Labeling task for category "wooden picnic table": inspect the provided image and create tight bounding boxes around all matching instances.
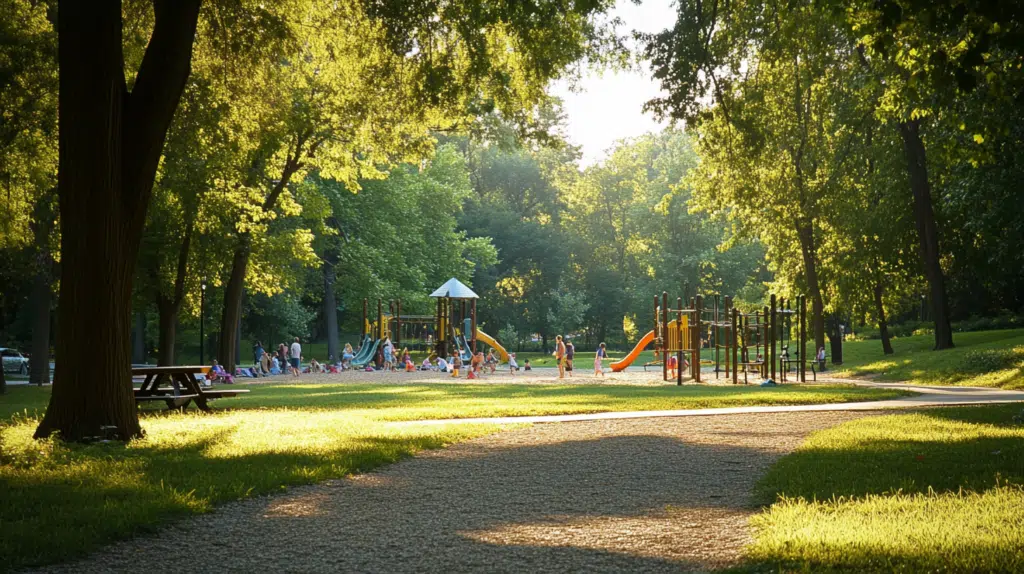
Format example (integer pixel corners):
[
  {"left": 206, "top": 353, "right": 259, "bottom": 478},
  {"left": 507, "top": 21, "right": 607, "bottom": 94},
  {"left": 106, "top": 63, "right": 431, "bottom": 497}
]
[{"left": 133, "top": 366, "right": 249, "bottom": 412}]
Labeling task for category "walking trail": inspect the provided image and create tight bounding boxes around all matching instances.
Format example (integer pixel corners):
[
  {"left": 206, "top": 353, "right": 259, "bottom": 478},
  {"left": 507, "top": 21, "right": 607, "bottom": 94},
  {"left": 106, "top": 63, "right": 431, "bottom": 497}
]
[{"left": 37, "top": 381, "right": 1024, "bottom": 573}]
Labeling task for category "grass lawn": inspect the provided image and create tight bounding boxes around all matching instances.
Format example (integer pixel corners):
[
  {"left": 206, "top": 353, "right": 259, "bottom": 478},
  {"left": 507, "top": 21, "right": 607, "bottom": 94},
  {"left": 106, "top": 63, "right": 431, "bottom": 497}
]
[
  {"left": 747, "top": 403, "right": 1024, "bottom": 572},
  {"left": 830, "top": 328, "right": 1024, "bottom": 389},
  {"left": 0, "top": 381, "right": 910, "bottom": 570}
]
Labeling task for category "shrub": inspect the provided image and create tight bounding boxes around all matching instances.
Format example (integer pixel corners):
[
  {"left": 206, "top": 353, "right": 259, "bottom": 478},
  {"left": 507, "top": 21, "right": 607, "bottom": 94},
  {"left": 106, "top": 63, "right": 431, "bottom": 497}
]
[{"left": 959, "top": 349, "right": 1023, "bottom": 375}]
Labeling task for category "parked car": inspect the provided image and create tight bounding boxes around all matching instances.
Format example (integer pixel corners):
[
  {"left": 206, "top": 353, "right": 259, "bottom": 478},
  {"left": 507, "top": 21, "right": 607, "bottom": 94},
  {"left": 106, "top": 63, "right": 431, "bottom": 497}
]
[{"left": 1, "top": 348, "right": 30, "bottom": 375}]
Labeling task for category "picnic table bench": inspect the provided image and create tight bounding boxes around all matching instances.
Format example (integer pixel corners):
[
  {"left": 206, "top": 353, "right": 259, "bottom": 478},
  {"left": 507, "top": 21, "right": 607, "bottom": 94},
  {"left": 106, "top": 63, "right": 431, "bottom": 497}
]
[{"left": 133, "top": 366, "right": 249, "bottom": 412}]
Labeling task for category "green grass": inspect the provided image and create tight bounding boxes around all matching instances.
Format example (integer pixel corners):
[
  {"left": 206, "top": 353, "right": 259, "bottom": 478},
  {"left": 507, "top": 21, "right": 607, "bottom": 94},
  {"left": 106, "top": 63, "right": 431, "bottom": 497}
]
[
  {"left": 746, "top": 403, "right": 1024, "bottom": 572},
  {"left": 829, "top": 328, "right": 1024, "bottom": 389},
  {"left": 0, "top": 381, "right": 911, "bottom": 570}
]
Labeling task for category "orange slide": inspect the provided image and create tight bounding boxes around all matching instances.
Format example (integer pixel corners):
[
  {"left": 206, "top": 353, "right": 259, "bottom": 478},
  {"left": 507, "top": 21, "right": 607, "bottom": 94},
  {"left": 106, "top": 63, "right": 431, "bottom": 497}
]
[{"left": 610, "top": 330, "right": 655, "bottom": 372}]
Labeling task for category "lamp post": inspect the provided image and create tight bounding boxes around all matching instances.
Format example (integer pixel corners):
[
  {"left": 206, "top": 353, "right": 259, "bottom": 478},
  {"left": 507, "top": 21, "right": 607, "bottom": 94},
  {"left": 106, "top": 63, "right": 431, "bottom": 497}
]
[{"left": 200, "top": 278, "right": 207, "bottom": 365}]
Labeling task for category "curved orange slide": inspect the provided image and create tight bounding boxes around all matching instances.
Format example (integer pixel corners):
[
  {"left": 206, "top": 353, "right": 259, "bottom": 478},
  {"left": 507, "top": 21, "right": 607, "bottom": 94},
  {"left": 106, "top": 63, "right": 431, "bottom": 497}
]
[{"left": 610, "top": 330, "right": 655, "bottom": 372}]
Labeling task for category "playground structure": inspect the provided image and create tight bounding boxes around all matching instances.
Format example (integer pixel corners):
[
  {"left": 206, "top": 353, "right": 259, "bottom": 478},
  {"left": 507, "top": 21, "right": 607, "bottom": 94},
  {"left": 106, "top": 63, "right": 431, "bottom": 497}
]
[
  {"left": 612, "top": 289, "right": 809, "bottom": 385},
  {"left": 348, "top": 278, "right": 509, "bottom": 369},
  {"left": 431, "top": 278, "right": 509, "bottom": 363}
]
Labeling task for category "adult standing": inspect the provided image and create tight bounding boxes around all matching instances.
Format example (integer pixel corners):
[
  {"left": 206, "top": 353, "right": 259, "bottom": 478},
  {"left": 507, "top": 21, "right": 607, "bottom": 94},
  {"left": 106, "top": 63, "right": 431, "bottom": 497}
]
[
  {"left": 555, "top": 335, "right": 566, "bottom": 379},
  {"left": 565, "top": 339, "right": 575, "bottom": 378},
  {"left": 278, "top": 342, "right": 288, "bottom": 367},
  {"left": 290, "top": 337, "right": 302, "bottom": 377}
]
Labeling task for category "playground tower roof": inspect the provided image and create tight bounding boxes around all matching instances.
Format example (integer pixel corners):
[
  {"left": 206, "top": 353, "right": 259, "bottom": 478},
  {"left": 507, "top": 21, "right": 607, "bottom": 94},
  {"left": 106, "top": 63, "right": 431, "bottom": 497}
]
[{"left": 429, "top": 277, "right": 478, "bottom": 299}]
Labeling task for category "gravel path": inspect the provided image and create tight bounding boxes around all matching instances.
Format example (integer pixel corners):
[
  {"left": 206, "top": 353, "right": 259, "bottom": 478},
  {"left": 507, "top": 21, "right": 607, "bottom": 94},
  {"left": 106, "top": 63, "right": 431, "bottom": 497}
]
[{"left": 38, "top": 411, "right": 873, "bottom": 574}]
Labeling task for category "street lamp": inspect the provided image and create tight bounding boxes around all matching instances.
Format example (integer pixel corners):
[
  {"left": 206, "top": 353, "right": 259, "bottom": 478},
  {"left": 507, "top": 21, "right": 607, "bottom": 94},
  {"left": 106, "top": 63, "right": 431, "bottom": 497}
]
[{"left": 200, "top": 278, "right": 207, "bottom": 365}]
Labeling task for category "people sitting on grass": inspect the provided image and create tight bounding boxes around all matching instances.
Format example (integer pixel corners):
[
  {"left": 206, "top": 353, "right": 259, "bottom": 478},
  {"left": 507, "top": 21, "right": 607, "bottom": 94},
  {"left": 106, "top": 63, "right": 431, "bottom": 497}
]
[
  {"left": 450, "top": 353, "right": 462, "bottom": 377},
  {"left": 309, "top": 357, "right": 322, "bottom": 373},
  {"left": 401, "top": 348, "right": 415, "bottom": 372},
  {"left": 508, "top": 352, "right": 519, "bottom": 375},
  {"left": 523, "top": 359, "right": 532, "bottom": 371},
  {"left": 421, "top": 357, "right": 433, "bottom": 371},
  {"left": 594, "top": 342, "right": 606, "bottom": 376},
  {"left": 209, "top": 360, "right": 234, "bottom": 384},
  {"left": 270, "top": 353, "right": 282, "bottom": 375},
  {"left": 342, "top": 343, "right": 355, "bottom": 370},
  {"left": 259, "top": 348, "right": 271, "bottom": 375}
]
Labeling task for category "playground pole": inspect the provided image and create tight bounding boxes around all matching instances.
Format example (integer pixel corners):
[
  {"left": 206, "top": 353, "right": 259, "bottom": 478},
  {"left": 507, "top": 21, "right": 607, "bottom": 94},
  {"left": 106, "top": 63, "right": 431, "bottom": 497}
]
[
  {"left": 677, "top": 297, "right": 683, "bottom": 386},
  {"left": 731, "top": 307, "right": 739, "bottom": 385},
  {"left": 362, "top": 298, "right": 368, "bottom": 340},
  {"left": 471, "top": 298, "right": 477, "bottom": 354},
  {"left": 714, "top": 294, "right": 720, "bottom": 378},
  {"left": 723, "top": 296, "right": 731, "bottom": 380},
  {"left": 800, "top": 295, "right": 807, "bottom": 383},
  {"left": 770, "top": 294, "right": 777, "bottom": 381},
  {"left": 396, "top": 299, "right": 402, "bottom": 350},
  {"left": 379, "top": 299, "right": 384, "bottom": 340},
  {"left": 694, "top": 295, "right": 703, "bottom": 383},
  {"left": 662, "top": 292, "right": 668, "bottom": 383}
]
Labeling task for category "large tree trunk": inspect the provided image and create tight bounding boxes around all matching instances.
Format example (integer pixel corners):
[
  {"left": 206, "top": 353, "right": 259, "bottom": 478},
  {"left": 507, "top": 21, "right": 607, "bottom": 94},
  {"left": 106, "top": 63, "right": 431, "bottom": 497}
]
[
  {"left": 218, "top": 236, "right": 250, "bottom": 372},
  {"left": 29, "top": 192, "right": 55, "bottom": 386},
  {"left": 873, "top": 279, "right": 894, "bottom": 355},
  {"left": 795, "top": 219, "right": 826, "bottom": 353},
  {"left": 827, "top": 313, "right": 844, "bottom": 365},
  {"left": 323, "top": 262, "right": 339, "bottom": 362},
  {"left": 0, "top": 362, "right": 6, "bottom": 394},
  {"left": 35, "top": 0, "right": 201, "bottom": 441},
  {"left": 898, "top": 119, "right": 954, "bottom": 350}
]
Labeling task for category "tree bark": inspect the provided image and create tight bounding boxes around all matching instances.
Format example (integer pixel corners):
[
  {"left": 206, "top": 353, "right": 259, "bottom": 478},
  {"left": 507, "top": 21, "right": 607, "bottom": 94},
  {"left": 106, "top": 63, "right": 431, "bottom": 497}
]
[
  {"left": 795, "top": 219, "right": 826, "bottom": 353},
  {"left": 873, "top": 279, "right": 894, "bottom": 355},
  {"left": 827, "top": 314, "right": 844, "bottom": 365},
  {"left": 217, "top": 236, "right": 250, "bottom": 372},
  {"left": 323, "top": 262, "right": 339, "bottom": 362},
  {"left": 898, "top": 119, "right": 954, "bottom": 350},
  {"left": 155, "top": 298, "right": 177, "bottom": 366},
  {"left": 132, "top": 311, "right": 146, "bottom": 364},
  {"left": 30, "top": 191, "right": 55, "bottom": 386},
  {"left": 0, "top": 362, "right": 6, "bottom": 394},
  {"left": 35, "top": 0, "right": 201, "bottom": 441}
]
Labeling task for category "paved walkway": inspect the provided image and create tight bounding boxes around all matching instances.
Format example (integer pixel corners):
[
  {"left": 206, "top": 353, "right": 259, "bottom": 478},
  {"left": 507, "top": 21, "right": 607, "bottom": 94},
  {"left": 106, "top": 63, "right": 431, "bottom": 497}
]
[
  {"left": 394, "top": 381, "right": 1024, "bottom": 427},
  {"left": 39, "top": 411, "right": 872, "bottom": 573}
]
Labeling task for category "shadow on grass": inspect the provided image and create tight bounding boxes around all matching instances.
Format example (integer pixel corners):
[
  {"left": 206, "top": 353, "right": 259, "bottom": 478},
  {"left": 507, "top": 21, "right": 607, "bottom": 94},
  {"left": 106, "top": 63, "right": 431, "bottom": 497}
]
[
  {"left": 0, "top": 425, "right": 478, "bottom": 571},
  {"left": 754, "top": 404, "right": 1024, "bottom": 503},
  {"left": 746, "top": 404, "right": 1024, "bottom": 572},
  {"left": 16, "top": 432, "right": 792, "bottom": 573}
]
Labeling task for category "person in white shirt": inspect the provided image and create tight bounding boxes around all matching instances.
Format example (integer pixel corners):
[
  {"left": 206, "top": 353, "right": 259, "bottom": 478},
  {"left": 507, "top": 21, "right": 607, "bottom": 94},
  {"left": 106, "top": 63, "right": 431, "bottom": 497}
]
[
  {"left": 436, "top": 356, "right": 450, "bottom": 373},
  {"left": 290, "top": 337, "right": 302, "bottom": 377}
]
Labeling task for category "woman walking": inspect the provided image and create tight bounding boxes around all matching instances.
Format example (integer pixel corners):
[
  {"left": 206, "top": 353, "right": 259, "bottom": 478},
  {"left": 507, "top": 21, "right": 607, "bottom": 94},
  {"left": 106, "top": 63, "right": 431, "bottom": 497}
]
[{"left": 594, "top": 342, "right": 606, "bottom": 376}]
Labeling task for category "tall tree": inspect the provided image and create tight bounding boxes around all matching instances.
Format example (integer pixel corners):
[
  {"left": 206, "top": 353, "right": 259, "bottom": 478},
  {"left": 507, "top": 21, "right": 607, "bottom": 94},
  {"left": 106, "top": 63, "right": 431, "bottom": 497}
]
[{"left": 35, "top": 0, "right": 202, "bottom": 441}]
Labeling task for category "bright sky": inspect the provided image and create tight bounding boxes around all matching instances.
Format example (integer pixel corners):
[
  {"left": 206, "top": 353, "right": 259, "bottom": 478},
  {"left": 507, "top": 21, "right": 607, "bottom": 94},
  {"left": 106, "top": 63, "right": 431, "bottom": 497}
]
[{"left": 550, "top": 0, "right": 678, "bottom": 167}]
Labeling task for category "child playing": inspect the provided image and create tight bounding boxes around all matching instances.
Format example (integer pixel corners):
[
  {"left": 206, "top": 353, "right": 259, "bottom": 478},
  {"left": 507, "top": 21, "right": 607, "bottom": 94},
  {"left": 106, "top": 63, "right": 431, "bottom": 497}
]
[
  {"left": 471, "top": 351, "right": 485, "bottom": 376},
  {"left": 451, "top": 354, "right": 462, "bottom": 378},
  {"left": 508, "top": 353, "right": 519, "bottom": 375},
  {"left": 523, "top": 359, "right": 532, "bottom": 371},
  {"left": 437, "top": 356, "right": 450, "bottom": 373},
  {"left": 594, "top": 342, "right": 606, "bottom": 376}
]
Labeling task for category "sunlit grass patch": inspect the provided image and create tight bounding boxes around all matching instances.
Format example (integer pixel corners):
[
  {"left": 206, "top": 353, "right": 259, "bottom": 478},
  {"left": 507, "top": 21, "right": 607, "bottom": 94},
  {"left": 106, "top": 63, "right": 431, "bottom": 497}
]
[
  {"left": 832, "top": 329, "right": 1024, "bottom": 389},
  {"left": 746, "top": 404, "right": 1024, "bottom": 572},
  {"left": 748, "top": 486, "right": 1024, "bottom": 572}
]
